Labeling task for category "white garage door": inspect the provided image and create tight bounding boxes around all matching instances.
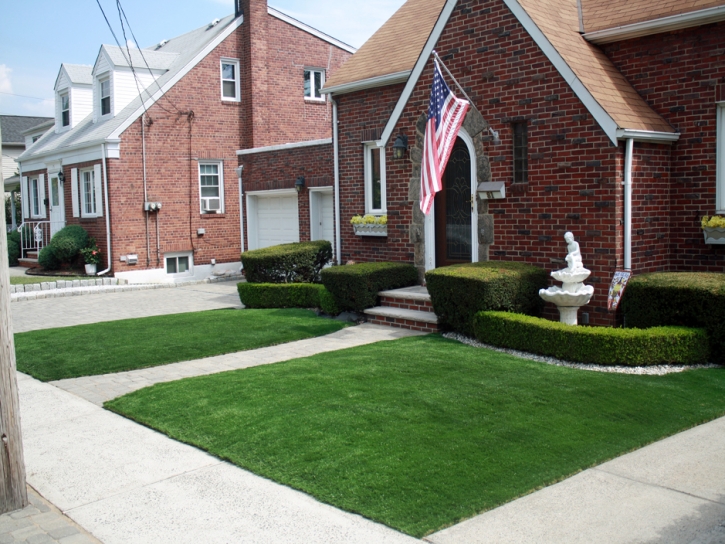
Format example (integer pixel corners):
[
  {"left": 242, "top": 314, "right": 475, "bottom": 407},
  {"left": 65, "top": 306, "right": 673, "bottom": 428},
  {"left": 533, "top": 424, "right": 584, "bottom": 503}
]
[{"left": 249, "top": 192, "right": 300, "bottom": 250}]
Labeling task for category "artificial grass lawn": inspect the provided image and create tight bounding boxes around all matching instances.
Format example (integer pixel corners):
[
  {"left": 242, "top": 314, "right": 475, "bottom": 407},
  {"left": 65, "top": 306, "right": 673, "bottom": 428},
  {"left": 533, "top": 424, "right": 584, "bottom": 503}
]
[
  {"left": 15, "top": 308, "right": 348, "bottom": 381},
  {"left": 106, "top": 335, "right": 725, "bottom": 537},
  {"left": 10, "top": 275, "right": 86, "bottom": 285}
]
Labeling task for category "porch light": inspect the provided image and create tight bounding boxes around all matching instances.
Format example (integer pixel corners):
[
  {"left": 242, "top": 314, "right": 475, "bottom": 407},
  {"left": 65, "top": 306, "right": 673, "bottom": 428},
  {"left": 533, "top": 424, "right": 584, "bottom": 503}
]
[
  {"left": 295, "top": 176, "right": 305, "bottom": 193},
  {"left": 477, "top": 182, "right": 506, "bottom": 200},
  {"left": 57, "top": 171, "right": 65, "bottom": 183},
  {"left": 392, "top": 134, "right": 408, "bottom": 160},
  {"left": 489, "top": 127, "right": 501, "bottom": 145}
]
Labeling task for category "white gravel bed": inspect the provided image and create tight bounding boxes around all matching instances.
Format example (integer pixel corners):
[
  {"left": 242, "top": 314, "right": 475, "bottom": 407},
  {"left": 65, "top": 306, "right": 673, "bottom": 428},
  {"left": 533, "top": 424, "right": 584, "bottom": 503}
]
[{"left": 442, "top": 332, "right": 722, "bottom": 375}]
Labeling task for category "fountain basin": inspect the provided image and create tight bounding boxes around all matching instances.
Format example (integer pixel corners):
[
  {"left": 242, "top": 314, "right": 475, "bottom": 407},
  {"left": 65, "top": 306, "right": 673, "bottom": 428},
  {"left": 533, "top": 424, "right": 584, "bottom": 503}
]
[
  {"left": 539, "top": 285, "right": 594, "bottom": 308},
  {"left": 551, "top": 268, "right": 591, "bottom": 284}
]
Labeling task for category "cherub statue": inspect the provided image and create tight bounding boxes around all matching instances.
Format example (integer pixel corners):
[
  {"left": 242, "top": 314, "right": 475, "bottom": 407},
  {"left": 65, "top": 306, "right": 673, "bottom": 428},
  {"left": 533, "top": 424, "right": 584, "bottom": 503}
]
[{"left": 564, "top": 231, "right": 583, "bottom": 271}]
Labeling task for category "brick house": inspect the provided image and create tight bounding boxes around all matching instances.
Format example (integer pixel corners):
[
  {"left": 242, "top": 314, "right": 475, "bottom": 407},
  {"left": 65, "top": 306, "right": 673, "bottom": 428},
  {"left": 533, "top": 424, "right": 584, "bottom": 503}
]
[
  {"left": 17, "top": 0, "right": 353, "bottom": 282},
  {"left": 323, "top": 0, "right": 725, "bottom": 325}
]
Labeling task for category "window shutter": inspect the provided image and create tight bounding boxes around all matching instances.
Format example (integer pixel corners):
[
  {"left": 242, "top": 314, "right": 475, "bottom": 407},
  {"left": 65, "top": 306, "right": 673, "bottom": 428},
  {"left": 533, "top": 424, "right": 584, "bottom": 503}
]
[
  {"left": 71, "top": 168, "right": 79, "bottom": 217},
  {"left": 38, "top": 174, "right": 46, "bottom": 217},
  {"left": 21, "top": 176, "right": 29, "bottom": 219},
  {"left": 94, "top": 164, "right": 103, "bottom": 217}
]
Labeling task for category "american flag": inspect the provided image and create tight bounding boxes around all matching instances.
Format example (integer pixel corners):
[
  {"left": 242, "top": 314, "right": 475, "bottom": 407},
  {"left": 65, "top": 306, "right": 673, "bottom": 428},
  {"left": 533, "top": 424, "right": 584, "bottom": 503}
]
[{"left": 420, "top": 60, "right": 469, "bottom": 215}]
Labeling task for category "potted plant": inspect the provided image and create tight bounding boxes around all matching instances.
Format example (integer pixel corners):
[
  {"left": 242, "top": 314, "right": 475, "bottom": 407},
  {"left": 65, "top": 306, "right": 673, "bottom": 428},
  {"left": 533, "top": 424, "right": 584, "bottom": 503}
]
[
  {"left": 80, "top": 243, "right": 102, "bottom": 275},
  {"left": 701, "top": 215, "right": 725, "bottom": 245},
  {"left": 351, "top": 214, "right": 387, "bottom": 236}
]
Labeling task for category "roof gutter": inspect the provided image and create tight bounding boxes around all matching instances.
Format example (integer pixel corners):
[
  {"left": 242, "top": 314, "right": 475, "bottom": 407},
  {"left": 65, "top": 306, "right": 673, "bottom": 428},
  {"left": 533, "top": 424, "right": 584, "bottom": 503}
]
[
  {"left": 616, "top": 129, "right": 679, "bottom": 143},
  {"left": 18, "top": 138, "right": 121, "bottom": 163},
  {"left": 322, "top": 71, "right": 412, "bottom": 96},
  {"left": 584, "top": 6, "right": 725, "bottom": 44}
]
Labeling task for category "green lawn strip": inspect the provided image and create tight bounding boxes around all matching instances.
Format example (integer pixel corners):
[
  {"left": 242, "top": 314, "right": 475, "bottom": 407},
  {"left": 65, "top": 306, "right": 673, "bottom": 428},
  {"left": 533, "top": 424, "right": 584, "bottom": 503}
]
[
  {"left": 15, "top": 308, "right": 348, "bottom": 381},
  {"left": 11, "top": 275, "right": 86, "bottom": 285},
  {"left": 106, "top": 335, "right": 725, "bottom": 537}
]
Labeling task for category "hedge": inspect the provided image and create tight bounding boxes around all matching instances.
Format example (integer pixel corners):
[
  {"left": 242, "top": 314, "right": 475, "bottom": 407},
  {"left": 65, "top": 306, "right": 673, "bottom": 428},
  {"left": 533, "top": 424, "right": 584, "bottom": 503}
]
[
  {"left": 38, "top": 246, "right": 60, "bottom": 270},
  {"left": 473, "top": 311, "right": 709, "bottom": 366},
  {"left": 242, "top": 241, "right": 332, "bottom": 284},
  {"left": 425, "top": 261, "right": 549, "bottom": 336},
  {"left": 621, "top": 272, "right": 725, "bottom": 363},
  {"left": 7, "top": 230, "right": 20, "bottom": 266},
  {"left": 238, "top": 282, "right": 327, "bottom": 309},
  {"left": 321, "top": 262, "right": 418, "bottom": 313}
]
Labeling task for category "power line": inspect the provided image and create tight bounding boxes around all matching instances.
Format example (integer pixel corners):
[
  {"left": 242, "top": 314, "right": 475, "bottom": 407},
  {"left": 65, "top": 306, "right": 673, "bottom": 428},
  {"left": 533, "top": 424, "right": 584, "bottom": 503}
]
[{"left": 0, "top": 91, "right": 51, "bottom": 101}]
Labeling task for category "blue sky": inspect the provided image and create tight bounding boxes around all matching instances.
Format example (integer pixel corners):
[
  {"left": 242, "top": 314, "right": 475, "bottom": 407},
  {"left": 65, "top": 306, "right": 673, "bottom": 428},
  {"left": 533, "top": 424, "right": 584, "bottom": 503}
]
[{"left": 0, "top": 0, "right": 405, "bottom": 117}]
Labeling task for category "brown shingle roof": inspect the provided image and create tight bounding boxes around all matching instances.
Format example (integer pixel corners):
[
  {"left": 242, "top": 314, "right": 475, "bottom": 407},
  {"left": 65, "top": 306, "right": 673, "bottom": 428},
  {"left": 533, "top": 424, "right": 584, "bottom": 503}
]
[
  {"left": 323, "top": 0, "right": 445, "bottom": 90},
  {"left": 582, "top": 0, "right": 725, "bottom": 33},
  {"left": 519, "top": 0, "right": 674, "bottom": 132}
]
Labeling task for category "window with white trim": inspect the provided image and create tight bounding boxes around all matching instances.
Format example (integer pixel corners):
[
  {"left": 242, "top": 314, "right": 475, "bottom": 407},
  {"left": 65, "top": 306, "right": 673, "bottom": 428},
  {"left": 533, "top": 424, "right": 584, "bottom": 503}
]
[
  {"left": 304, "top": 69, "right": 325, "bottom": 100},
  {"left": 30, "top": 178, "right": 40, "bottom": 217},
  {"left": 81, "top": 169, "right": 97, "bottom": 217},
  {"left": 364, "top": 143, "right": 386, "bottom": 214},
  {"left": 100, "top": 78, "right": 111, "bottom": 116},
  {"left": 221, "top": 59, "right": 240, "bottom": 101},
  {"left": 165, "top": 252, "right": 192, "bottom": 275},
  {"left": 717, "top": 103, "right": 725, "bottom": 213},
  {"left": 60, "top": 93, "right": 70, "bottom": 127},
  {"left": 199, "top": 162, "right": 224, "bottom": 213}
]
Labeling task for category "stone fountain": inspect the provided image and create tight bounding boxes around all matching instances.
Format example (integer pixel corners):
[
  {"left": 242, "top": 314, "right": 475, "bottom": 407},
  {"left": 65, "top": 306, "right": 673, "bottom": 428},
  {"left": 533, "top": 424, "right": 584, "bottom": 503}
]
[{"left": 539, "top": 232, "right": 594, "bottom": 325}]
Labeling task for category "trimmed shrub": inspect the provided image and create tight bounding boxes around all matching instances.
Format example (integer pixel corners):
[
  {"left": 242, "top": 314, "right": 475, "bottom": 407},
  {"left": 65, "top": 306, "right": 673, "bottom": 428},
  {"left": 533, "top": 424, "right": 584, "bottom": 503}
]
[
  {"left": 321, "top": 262, "right": 418, "bottom": 313},
  {"left": 38, "top": 246, "right": 60, "bottom": 270},
  {"left": 473, "top": 311, "right": 709, "bottom": 366},
  {"left": 242, "top": 241, "right": 332, "bottom": 284},
  {"left": 622, "top": 272, "right": 725, "bottom": 363},
  {"left": 426, "top": 261, "right": 549, "bottom": 336},
  {"left": 318, "top": 287, "right": 340, "bottom": 316},
  {"left": 238, "top": 282, "right": 326, "bottom": 309},
  {"left": 7, "top": 230, "right": 20, "bottom": 266},
  {"left": 48, "top": 225, "right": 89, "bottom": 265}
]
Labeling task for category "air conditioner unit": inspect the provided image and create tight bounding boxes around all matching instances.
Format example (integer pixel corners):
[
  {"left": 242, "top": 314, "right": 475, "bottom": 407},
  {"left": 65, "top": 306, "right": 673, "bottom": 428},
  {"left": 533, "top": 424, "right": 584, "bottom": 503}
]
[{"left": 201, "top": 198, "right": 221, "bottom": 212}]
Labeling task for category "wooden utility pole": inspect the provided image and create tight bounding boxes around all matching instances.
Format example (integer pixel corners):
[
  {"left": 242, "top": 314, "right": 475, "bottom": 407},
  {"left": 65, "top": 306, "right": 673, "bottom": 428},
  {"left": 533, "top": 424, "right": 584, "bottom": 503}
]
[{"left": 0, "top": 121, "right": 27, "bottom": 513}]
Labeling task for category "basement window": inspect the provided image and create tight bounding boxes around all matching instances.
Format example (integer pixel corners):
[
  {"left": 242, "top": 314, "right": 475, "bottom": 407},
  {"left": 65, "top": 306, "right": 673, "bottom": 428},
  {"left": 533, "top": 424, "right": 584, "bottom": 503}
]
[{"left": 166, "top": 253, "right": 192, "bottom": 275}]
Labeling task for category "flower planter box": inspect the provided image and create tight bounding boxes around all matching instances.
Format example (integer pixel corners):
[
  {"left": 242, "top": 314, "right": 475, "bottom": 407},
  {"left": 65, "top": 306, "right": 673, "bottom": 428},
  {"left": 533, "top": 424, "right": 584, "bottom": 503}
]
[
  {"left": 703, "top": 227, "right": 725, "bottom": 245},
  {"left": 353, "top": 224, "right": 387, "bottom": 237}
]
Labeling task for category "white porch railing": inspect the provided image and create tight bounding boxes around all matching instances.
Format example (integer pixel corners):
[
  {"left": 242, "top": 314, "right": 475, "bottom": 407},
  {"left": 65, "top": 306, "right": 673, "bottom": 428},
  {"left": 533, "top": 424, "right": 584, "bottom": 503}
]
[{"left": 18, "top": 221, "right": 66, "bottom": 258}]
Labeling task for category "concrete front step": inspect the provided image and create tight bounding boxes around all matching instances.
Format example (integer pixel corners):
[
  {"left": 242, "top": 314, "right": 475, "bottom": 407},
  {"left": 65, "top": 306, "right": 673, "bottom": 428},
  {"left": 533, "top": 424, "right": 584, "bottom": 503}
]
[{"left": 364, "top": 306, "right": 439, "bottom": 333}]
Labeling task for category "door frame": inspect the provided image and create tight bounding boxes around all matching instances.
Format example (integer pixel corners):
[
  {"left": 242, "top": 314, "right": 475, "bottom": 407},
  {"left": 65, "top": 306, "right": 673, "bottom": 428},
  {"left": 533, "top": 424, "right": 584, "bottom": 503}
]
[{"left": 424, "top": 127, "right": 478, "bottom": 270}]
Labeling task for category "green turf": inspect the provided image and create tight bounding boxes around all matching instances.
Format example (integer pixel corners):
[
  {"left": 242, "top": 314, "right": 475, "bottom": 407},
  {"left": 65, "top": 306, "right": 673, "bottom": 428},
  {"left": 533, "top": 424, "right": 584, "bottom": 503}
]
[
  {"left": 106, "top": 335, "right": 725, "bottom": 537},
  {"left": 15, "top": 309, "right": 348, "bottom": 381},
  {"left": 11, "top": 275, "right": 86, "bottom": 285}
]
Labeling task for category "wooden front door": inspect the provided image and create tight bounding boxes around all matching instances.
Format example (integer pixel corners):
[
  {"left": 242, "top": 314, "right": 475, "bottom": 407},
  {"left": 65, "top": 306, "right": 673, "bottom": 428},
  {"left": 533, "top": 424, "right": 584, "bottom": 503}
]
[{"left": 435, "top": 139, "right": 472, "bottom": 267}]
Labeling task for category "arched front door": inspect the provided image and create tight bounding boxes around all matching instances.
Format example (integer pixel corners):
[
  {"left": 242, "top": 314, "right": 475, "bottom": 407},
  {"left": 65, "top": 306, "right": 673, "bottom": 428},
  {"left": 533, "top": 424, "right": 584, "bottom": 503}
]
[{"left": 435, "top": 138, "right": 472, "bottom": 267}]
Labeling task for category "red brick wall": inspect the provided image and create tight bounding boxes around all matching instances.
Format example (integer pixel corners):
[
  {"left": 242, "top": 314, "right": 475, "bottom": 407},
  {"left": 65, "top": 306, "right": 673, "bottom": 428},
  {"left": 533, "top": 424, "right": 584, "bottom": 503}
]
[
  {"left": 337, "top": 0, "right": 625, "bottom": 324},
  {"left": 239, "top": 143, "right": 334, "bottom": 247},
  {"left": 603, "top": 22, "right": 725, "bottom": 271}
]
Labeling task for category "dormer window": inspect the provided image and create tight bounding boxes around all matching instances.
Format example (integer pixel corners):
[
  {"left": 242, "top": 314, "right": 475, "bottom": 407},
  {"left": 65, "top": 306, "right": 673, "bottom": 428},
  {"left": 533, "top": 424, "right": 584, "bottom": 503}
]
[
  {"left": 100, "top": 78, "right": 111, "bottom": 116},
  {"left": 221, "top": 59, "right": 240, "bottom": 102},
  {"left": 61, "top": 93, "right": 70, "bottom": 127}
]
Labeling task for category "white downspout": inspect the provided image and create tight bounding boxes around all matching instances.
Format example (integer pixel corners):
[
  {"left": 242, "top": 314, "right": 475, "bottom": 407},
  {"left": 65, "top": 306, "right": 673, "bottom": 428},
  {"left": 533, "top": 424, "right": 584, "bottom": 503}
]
[
  {"left": 97, "top": 143, "right": 112, "bottom": 275},
  {"left": 236, "top": 166, "right": 245, "bottom": 271},
  {"left": 623, "top": 138, "right": 634, "bottom": 270},
  {"left": 332, "top": 97, "right": 341, "bottom": 265}
]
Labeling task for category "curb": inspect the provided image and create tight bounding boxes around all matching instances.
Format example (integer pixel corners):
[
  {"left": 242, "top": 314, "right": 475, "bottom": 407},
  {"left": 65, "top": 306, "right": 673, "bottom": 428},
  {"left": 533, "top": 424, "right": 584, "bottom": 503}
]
[{"left": 10, "top": 274, "right": 245, "bottom": 302}]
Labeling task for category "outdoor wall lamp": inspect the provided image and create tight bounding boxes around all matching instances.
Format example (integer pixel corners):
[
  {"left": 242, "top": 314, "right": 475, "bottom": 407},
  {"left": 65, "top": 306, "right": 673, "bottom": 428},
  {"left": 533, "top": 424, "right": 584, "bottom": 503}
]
[
  {"left": 488, "top": 127, "right": 501, "bottom": 145},
  {"left": 295, "top": 176, "right": 305, "bottom": 193},
  {"left": 392, "top": 134, "right": 408, "bottom": 160},
  {"left": 57, "top": 171, "right": 65, "bottom": 183},
  {"left": 477, "top": 181, "right": 506, "bottom": 200}
]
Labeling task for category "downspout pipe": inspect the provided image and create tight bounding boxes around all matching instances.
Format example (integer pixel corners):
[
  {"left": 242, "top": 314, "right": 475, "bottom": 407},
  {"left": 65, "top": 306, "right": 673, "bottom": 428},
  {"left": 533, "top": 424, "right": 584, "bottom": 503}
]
[
  {"left": 623, "top": 138, "right": 634, "bottom": 270},
  {"left": 332, "top": 97, "right": 341, "bottom": 265},
  {"left": 236, "top": 166, "right": 245, "bottom": 271},
  {"left": 97, "top": 143, "right": 112, "bottom": 275}
]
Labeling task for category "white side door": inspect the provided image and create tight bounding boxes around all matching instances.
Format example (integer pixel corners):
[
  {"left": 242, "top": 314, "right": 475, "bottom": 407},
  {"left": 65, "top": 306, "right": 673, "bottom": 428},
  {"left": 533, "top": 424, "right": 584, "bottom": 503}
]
[
  {"left": 310, "top": 188, "right": 334, "bottom": 255},
  {"left": 49, "top": 175, "right": 65, "bottom": 237}
]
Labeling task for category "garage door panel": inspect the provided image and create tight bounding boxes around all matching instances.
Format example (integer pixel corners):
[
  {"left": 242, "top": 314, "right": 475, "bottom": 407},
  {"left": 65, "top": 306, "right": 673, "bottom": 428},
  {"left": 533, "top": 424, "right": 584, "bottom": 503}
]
[{"left": 252, "top": 193, "right": 299, "bottom": 249}]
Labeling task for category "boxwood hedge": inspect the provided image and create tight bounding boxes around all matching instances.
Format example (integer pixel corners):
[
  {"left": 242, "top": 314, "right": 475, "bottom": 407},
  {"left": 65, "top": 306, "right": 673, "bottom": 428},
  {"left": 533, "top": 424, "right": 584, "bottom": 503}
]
[
  {"left": 473, "top": 311, "right": 709, "bottom": 366},
  {"left": 321, "top": 262, "right": 418, "bottom": 313},
  {"left": 425, "top": 261, "right": 549, "bottom": 336},
  {"left": 238, "top": 282, "right": 325, "bottom": 309},
  {"left": 242, "top": 241, "right": 332, "bottom": 284},
  {"left": 621, "top": 272, "right": 725, "bottom": 363},
  {"left": 6, "top": 230, "right": 20, "bottom": 266}
]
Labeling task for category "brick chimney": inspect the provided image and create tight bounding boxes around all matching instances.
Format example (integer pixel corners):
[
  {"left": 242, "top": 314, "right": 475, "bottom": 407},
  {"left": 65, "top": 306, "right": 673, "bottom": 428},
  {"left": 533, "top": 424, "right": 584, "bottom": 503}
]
[{"left": 241, "top": 0, "right": 269, "bottom": 148}]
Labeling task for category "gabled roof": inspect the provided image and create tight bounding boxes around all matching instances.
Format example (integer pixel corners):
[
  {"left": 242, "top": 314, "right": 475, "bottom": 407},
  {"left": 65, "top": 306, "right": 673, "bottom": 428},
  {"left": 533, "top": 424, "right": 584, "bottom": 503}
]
[
  {"left": 0, "top": 116, "right": 53, "bottom": 145},
  {"left": 96, "top": 45, "right": 179, "bottom": 72},
  {"left": 323, "top": 0, "right": 444, "bottom": 93},
  {"left": 60, "top": 64, "right": 93, "bottom": 86},
  {"left": 582, "top": 0, "right": 725, "bottom": 33}
]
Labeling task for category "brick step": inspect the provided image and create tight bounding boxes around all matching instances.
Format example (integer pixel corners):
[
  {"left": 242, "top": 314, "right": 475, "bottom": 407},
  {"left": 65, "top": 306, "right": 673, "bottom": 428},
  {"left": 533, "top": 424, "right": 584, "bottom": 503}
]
[
  {"left": 378, "top": 286, "right": 434, "bottom": 312},
  {"left": 364, "top": 306, "right": 440, "bottom": 333},
  {"left": 18, "top": 258, "right": 41, "bottom": 269}
]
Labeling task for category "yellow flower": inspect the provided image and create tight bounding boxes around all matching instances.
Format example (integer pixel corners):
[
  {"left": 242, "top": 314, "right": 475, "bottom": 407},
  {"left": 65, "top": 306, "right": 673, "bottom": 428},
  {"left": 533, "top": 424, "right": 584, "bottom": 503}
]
[{"left": 702, "top": 215, "right": 725, "bottom": 228}]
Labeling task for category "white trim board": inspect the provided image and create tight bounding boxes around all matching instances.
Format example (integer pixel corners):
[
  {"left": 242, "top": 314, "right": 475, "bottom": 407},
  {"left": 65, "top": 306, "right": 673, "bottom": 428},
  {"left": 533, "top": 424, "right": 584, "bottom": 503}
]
[
  {"left": 584, "top": 6, "right": 725, "bottom": 44},
  {"left": 322, "top": 71, "right": 411, "bottom": 96},
  {"left": 109, "top": 16, "right": 244, "bottom": 140},
  {"left": 268, "top": 7, "right": 356, "bottom": 53},
  {"left": 237, "top": 138, "right": 332, "bottom": 156}
]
